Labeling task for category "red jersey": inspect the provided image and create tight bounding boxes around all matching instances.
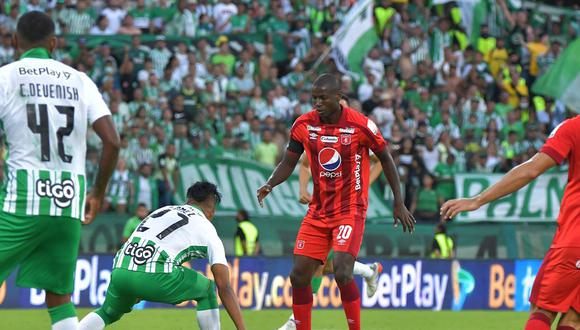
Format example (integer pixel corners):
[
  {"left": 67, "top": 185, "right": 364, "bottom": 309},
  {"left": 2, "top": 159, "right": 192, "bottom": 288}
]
[
  {"left": 289, "top": 106, "right": 387, "bottom": 224},
  {"left": 540, "top": 116, "right": 580, "bottom": 248}
]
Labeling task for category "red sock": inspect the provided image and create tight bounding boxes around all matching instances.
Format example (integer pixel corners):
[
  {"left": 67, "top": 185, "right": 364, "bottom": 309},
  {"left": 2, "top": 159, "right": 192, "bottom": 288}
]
[
  {"left": 556, "top": 326, "right": 575, "bottom": 330},
  {"left": 524, "top": 312, "right": 551, "bottom": 330},
  {"left": 338, "top": 280, "right": 361, "bottom": 330},
  {"left": 292, "top": 285, "right": 312, "bottom": 330}
]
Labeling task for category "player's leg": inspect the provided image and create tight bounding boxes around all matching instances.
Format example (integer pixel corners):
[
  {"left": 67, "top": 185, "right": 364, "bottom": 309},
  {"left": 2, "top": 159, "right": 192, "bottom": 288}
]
[
  {"left": 80, "top": 269, "right": 140, "bottom": 329},
  {"left": 16, "top": 215, "right": 81, "bottom": 330},
  {"left": 332, "top": 221, "right": 365, "bottom": 330},
  {"left": 291, "top": 221, "right": 330, "bottom": 330},
  {"left": 557, "top": 308, "right": 580, "bottom": 330},
  {"left": 0, "top": 211, "right": 38, "bottom": 287},
  {"left": 525, "top": 248, "right": 580, "bottom": 330}
]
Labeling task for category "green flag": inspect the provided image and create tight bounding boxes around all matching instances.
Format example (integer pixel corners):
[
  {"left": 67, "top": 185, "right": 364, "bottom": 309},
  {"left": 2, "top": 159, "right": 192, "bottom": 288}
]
[
  {"left": 330, "top": 0, "right": 378, "bottom": 75},
  {"left": 532, "top": 38, "right": 580, "bottom": 112}
]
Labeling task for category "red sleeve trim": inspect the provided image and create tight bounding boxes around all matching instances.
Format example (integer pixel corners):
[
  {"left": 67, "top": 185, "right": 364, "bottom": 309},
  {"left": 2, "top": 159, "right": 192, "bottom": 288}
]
[{"left": 540, "top": 146, "right": 565, "bottom": 165}]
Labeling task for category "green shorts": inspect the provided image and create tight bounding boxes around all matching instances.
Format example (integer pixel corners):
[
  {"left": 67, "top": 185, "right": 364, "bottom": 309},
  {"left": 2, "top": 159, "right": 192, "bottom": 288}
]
[
  {"left": 0, "top": 211, "right": 81, "bottom": 295},
  {"left": 102, "top": 267, "right": 217, "bottom": 316}
]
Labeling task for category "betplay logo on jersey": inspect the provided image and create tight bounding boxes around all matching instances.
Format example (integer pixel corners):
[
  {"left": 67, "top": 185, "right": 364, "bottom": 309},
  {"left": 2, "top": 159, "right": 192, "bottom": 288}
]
[
  {"left": 35, "top": 178, "right": 75, "bottom": 208},
  {"left": 319, "top": 147, "right": 342, "bottom": 178}
]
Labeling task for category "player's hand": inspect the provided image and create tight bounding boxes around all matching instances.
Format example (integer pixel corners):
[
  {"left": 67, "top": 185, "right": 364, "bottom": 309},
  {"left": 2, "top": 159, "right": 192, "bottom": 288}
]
[
  {"left": 392, "top": 202, "right": 415, "bottom": 233},
  {"left": 84, "top": 192, "right": 104, "bottom": 225},
  {"left": 256, "top": 184, "right": 272, "bottom": 207},
  {"left": 440, "top": 198, "right": 481, "bottom": 220},
  {"left": 299, "top": 190, "right": 312, "bottom": 204}
]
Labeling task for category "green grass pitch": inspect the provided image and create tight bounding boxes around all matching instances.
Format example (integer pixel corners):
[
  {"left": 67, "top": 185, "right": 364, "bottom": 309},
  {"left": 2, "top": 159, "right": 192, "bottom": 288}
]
[{"left": 0, "top": 308, "right": 530, "bottom": 329}]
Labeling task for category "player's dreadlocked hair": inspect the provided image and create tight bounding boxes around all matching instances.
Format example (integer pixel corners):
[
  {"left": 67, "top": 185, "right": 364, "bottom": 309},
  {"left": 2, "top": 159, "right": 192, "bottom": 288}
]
[{"left": 187, "top": 181, "right": 222, "bottom": 205}]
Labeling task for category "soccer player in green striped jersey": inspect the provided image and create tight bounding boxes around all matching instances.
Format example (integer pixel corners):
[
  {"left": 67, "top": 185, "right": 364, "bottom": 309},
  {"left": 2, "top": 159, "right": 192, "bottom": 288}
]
[
  {"left": 0, "top": 12, "right": 120, "bottom": 330},
  {"left": 79, "top": 181, "right": 246, "bottom": 330}
]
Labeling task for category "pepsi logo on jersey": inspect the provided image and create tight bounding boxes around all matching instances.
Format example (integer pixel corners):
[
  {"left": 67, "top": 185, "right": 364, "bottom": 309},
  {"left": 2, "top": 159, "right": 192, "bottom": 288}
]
[{"left": 319, "top": 147, "right": 342, "bottom": 178}]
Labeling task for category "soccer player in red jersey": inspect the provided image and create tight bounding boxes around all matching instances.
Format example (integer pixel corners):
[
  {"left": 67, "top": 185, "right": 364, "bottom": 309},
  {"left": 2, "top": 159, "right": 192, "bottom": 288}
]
[
  {"left": 441, "top": 118, "right": 580, "bottom": 330},
  {"left": 257, "top": 74, "right": 415, "bottom": 330}
]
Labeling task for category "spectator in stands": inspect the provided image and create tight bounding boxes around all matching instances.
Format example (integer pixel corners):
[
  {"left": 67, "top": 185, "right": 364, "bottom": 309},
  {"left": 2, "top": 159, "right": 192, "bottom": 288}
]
[
  {"left": 0, "top": 33, "right": 14, "bottom": 65},
  {"left": 105, "top": 158, "right": 131, "bottom": 214},
  {"left": 90, "top": 15, "right": 114, "bottom": 35},
  {"left": 253, "top": 129, "right": 278, "bottom": 166},
  {"left": 411, "top": 173, "right": 442, "bottom": 222},
  {"left": 101, "top": 0, "right": 126, "bottom": 34},
  {"left": 117, "top": 14, "right": 141, "bottom": 35},
  {"left": 121, "top": 203, "right": 149, "bottom": 243},
  {"left": 67, "top": 0, "right": 93, "bottom": 34},
  {"left": 130, "top": 163, "right": 158, "bottom": 212},
  {"left": 157, "top": 143, "right": 179, "bottom": 207}
]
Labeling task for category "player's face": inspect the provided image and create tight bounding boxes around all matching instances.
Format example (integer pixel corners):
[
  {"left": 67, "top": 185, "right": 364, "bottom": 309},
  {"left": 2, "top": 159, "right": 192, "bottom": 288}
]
[{"left": 312, "top": 86, "right": 339, "bottom": 118}]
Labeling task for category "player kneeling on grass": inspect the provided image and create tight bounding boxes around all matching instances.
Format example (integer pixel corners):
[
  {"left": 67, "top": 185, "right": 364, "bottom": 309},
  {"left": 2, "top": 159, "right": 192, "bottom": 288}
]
[{"left": 79, "top": 181, "right": 246, "bottom": 330}]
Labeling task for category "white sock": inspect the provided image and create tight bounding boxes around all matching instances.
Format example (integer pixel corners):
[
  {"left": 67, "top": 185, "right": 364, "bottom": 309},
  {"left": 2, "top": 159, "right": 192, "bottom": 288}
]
[
  {"left": 52, "top": 317, "right": 79, "bottom": 330},
  {"left": 353, "top": 261, "right": 374, "bottom": 278},
  {"left": 289, "top": 312, "right": 295, "bottom": 321},
  {"left": 79, "top": 312, "right": 105, "bottom": 330},
  {"left": 197, "top": 309, "right": 220, "bottom": 330}
]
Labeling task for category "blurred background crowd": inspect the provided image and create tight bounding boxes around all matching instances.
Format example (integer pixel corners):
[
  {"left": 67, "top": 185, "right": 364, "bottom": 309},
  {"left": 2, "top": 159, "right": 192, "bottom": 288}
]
[{"left": 0, "top": 0, "right": 577, "bottom": 222}]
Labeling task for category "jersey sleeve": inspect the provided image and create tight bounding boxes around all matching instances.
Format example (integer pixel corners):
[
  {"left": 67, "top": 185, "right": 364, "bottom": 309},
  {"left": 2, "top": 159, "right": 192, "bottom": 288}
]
[
  {"left": 207, "top": 228, "right": 228, "bottom": 266},
  {"left": 540, "top": 120, "right": 575, "bottom": 165},
  {"left": 359, "top": 118, "right": 387, "bottom": 155},
  {"left": 287, "top": 120, "right": 307, "bottom": 154},
  {"left": 81, "top": 73, "right": 111, "bottom": 124}
]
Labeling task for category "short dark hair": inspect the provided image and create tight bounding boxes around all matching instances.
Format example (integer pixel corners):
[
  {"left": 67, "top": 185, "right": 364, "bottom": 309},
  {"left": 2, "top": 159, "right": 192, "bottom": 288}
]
[
  {"left": 313, "top": 73, "right": 340, "bottom": 92},
  {"left": 187, "top": 181, "right": 222, "bottom": 204},
  {"left": 238, "top": 209, "right": 249, "bottom": 220},
  {"left": 17, "top": 11, "right": 55, "bottom": 45}
]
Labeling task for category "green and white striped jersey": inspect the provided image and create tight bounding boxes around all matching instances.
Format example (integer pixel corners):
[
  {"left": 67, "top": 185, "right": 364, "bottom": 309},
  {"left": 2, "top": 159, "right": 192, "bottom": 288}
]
[
  {"left": 0, "top": 48, "right": 111, "bottom": 220},
  {"left": 113, "top": 204, "right": 227, "bottom": 273}
]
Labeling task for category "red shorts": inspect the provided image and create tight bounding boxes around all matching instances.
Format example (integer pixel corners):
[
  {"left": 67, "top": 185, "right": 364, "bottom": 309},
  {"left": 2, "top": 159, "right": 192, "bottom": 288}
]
[
  {"left": 293, "top": 217, "right": 364, "bottom": 263},
  {"left": 529, "top": 247, "right": 580, "bottom": 313}
]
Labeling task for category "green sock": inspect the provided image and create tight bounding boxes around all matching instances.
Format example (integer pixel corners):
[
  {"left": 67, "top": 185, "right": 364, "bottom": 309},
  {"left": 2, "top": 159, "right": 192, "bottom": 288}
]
[
  {"left": 48, "top": 302, "right": 76, "bottom": 325},
  {"left": 311, "top": 276, "right": 323, "bottom": 293}
]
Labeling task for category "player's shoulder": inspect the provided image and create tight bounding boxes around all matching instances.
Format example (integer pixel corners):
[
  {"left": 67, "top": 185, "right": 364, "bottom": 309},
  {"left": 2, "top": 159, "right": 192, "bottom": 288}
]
[
  {"left": 344, "top": 107, "right": 379, "bottom": 134},
  {"left": 291, "top": 111, "right": 318, "bottom": 130},
  {"left": 549, "top": 116, "right": 580, "bottom": 138}
]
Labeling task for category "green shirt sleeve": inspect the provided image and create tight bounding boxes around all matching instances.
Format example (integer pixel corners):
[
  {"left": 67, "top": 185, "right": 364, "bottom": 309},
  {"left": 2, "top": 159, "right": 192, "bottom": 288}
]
[{"left": 123, "top": 216, "right": 141, "bottom": 238}]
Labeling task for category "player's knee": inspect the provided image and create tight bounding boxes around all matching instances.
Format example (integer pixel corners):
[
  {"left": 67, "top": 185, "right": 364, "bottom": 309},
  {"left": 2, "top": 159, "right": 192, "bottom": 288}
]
[
  {"left": 290, "top": 268, "right": 310, "bottom": 287},
  {"left": 333, "top": 265, "right": 354, "bottom": 285}
]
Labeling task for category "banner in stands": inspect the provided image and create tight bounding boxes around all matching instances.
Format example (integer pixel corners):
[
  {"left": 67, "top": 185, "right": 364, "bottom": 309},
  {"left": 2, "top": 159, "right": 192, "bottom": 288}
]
[
  {"left": 0, "top": 256, "right": 542, "bottom": 311},
  {"left": 177, "top": 157, "right": 392, "bottom": 219},
  {"left": 454, "top": 173, "right": 566, "bottom": 222}
]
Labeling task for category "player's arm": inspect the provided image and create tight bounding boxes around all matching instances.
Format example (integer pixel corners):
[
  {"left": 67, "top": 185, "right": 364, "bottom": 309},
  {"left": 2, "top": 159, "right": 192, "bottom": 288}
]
[
  {"left": 257, "top": 143, "right": 302, "bottom": 206},
  {"left": 298, "top": 155, "right": 312, "bottom": 204},
  {"left": 368, "top": 154, "right": 383, "bottom": 185},
  {"left": 253, "top": 239, "right": 261, "bottom": 256},
  {"left": 235, "top": 227, "right": 248, "bottom": 255},
  {"left": 441, "top": 152, "right": 557, "bottom": 219},
  {"left": 85, "top": 116, "right": 120, "bottom": 224},
  {"left": 211, "top": 264, "right": 246, "bottom": 330},
  {"left": 376, "top": 147, "right": 415, "bottom": 233}
]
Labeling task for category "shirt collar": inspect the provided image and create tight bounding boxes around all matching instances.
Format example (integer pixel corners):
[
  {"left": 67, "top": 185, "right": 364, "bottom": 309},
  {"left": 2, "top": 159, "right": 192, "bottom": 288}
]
[{"left": 19, "top": 48, "right": 52, "bottom": 60}]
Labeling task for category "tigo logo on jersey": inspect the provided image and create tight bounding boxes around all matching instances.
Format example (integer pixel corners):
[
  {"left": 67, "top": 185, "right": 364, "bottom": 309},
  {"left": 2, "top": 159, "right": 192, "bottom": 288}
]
[
  {"left": 319, "top": 148, "right": 341, "bottom": 171},
  {"left": 321, "top": 136, "right": 339, "bottom": 144},
  {"left": 36, "top": 179, "right": 75, "bottom": 208},
  {"left": 123, "top": 243, "right": 155, "bottom": 265}
]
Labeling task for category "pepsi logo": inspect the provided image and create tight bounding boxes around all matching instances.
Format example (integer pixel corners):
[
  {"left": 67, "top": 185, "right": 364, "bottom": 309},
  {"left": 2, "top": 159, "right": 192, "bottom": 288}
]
[{"left": 318, "top": 147, "right": 341, "bottom": 171}]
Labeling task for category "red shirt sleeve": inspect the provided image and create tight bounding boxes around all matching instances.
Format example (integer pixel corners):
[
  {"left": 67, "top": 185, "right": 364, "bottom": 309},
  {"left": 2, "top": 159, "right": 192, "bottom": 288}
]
[
  {"left": 359, "top": 117, "right": 387, "bottom": 154},
  {"left": 540, "top": 120, "right": 575, "bottom": 165}
]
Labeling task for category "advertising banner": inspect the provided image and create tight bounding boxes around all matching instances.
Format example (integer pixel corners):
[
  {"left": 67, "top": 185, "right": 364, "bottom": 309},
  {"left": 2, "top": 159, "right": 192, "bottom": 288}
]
[
  {"left": 177, "top": 157, "right": 391, "bottom": 220},
  {"left": 0, "top": 256, "right": 542, "bottom": 311},
  {"left": 454, "top": 173, "right": 566, "bottom": 222}
]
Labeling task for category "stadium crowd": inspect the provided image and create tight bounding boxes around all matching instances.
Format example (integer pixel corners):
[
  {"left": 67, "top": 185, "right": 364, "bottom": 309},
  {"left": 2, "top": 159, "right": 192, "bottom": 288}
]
[{"left": 0, "top": 0, "right": 577, "bottom": 221}]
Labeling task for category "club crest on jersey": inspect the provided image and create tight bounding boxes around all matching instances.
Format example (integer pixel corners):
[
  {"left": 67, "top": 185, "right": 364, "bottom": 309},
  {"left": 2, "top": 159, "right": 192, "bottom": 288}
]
[
  {"left": 124, "top": 243, "right": 155, "bottom": 265},
  {"left": 35, "top": 179, "right": 75, "bottom": 208},
  {"left": 321, "top": 136, "right": 338, "bottom": 144},
  {"left": 318, "top": 148, "right": 341, "bottom": 172},
  {"left": 297, "top": 240, "right": 305, "bottom": 249},
  {"left": 341, "top": 134, "right": 352, "bottom": 145}
]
